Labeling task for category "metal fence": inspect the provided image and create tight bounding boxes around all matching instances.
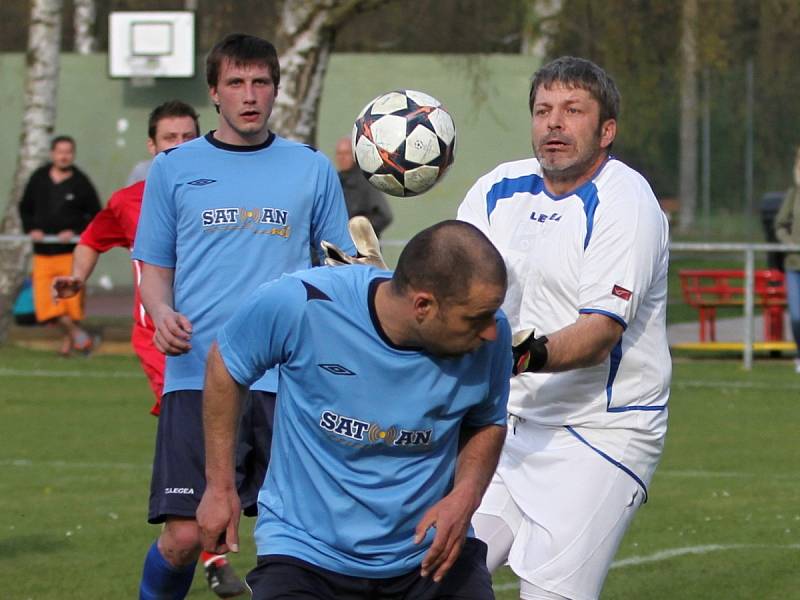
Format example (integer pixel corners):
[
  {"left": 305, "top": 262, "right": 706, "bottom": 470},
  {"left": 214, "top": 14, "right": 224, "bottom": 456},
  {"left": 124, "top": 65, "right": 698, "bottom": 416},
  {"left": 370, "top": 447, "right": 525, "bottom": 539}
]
[{"left": 3, "top": 234, "right": 799, "bottom": 370}]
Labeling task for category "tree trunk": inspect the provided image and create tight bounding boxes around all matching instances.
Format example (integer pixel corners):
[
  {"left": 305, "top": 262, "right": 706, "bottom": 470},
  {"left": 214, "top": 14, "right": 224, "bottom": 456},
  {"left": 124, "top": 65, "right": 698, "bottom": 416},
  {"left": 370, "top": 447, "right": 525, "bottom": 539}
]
[
  {"left": 73, "top": 0, "right": 96, "bottom": 54},
  {"left": 0, "top": 0, "right": 62, "bottom": 344},
  {"left": 520, "top": 0, "right": 563, "bottom": 61},
  {"left": 271, "top": 0, "right": 388, "bottom": 144},
  {"left": 678, "top": 0, "right": 698, "bottom": 233}
]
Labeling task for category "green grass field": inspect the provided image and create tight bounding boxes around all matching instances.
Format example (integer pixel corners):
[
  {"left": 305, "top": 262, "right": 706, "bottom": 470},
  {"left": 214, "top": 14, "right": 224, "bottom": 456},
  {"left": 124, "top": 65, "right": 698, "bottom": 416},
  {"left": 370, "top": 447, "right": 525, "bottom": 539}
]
[{"left": 1, "top": 346, "right": 799, "bottom": 599}]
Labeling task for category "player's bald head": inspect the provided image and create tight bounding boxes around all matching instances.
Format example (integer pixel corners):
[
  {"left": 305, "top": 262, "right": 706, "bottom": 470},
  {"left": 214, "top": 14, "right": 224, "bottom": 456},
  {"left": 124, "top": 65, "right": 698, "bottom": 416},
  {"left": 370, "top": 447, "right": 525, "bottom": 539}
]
[{"left": 392, "top": 220, "right": 507, "bottom": 304}]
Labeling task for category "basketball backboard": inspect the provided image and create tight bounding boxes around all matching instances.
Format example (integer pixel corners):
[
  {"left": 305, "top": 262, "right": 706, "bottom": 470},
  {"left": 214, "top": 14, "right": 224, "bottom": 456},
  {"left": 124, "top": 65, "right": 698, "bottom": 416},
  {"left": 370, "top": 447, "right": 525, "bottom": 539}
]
[{"left": 109, "top": 11, "right": 195, "bottom": 78}]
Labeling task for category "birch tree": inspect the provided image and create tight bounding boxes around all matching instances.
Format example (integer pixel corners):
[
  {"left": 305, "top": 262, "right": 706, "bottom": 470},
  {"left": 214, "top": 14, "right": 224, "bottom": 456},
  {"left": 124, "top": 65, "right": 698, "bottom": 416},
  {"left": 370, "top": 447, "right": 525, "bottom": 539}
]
[
  {"left": 677, "top": 0, "right": 698, "bottom": 233},
  {"left": 73, "top": 0, "right": 96, "bottom": 54},
  {"left": 271, "top": 0, "right": 389, "bottom": 144},
  {"left": 0, "top": 0, "right": 63, "bottom": 343}
]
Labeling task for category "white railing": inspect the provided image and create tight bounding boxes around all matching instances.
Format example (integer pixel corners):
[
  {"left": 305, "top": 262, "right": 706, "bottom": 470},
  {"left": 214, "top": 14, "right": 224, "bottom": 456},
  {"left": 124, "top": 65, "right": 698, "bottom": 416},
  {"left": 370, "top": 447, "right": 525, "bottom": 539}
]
[{"left": 3, "top": 234, "right": 798, "bottom": 369}]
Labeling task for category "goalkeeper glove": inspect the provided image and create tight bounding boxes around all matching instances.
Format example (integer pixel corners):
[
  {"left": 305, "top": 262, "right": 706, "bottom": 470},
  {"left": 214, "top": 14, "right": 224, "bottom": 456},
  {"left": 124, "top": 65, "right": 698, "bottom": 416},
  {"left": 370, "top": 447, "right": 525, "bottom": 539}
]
[
  {"left": 320, "top": 216, "right": 388, "bottom": 270},
  {"left": 512, "top": 328, "right": 549, "bottom": 375}
]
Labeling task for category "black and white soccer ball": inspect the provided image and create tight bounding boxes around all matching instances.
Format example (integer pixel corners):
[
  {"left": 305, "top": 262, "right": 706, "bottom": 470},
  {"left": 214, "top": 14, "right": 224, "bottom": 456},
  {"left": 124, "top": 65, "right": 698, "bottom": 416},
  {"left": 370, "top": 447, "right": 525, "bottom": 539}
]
[{"left": 352, "top": 89, "right": 456, "bottom": 197}]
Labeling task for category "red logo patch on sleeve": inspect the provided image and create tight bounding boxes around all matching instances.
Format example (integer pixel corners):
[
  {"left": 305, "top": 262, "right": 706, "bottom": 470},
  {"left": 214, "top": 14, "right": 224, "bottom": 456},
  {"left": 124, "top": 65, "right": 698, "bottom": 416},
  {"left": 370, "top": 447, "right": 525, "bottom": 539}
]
[{"left": 612, "top": 285, "right": 632, "bottom": 301}]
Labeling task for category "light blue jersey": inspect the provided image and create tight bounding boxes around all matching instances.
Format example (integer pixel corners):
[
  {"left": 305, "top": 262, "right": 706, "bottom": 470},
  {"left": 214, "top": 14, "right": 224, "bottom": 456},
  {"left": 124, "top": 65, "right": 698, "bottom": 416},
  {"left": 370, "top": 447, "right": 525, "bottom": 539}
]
[
  {"left": 218, "top": 266, "right": 511, "bottom": 577},
  {"left": 132, "top": 132, "right": 355, "bottom": 393}
]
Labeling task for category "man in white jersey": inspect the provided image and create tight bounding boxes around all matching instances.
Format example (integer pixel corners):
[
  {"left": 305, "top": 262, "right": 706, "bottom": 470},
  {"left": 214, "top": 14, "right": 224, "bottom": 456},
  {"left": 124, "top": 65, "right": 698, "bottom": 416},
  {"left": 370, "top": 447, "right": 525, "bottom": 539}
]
[
  {"left": 198, "top": 221, "right": 512, "bottom": 600},
  {"left": 133, "top": 34, "right": 354, "bottom": 599},
  {"left": 457, "top": 56, "right": 671, "bottom": 600}
]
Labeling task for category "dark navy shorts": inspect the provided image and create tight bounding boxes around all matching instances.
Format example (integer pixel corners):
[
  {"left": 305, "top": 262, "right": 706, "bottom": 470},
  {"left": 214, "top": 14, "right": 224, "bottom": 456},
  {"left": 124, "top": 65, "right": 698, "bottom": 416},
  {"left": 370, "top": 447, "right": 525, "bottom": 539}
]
[
  {"left": 245, "top": 538, "right": 495, "bottom": 600},
  {"left": 147, "top": 389, "right": 276, "bottom": 524}
]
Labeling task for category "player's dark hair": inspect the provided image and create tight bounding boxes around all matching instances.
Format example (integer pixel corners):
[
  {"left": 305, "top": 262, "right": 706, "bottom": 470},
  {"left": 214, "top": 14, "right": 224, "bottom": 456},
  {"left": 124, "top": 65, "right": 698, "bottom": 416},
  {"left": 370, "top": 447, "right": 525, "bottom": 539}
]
[
  {"left": 392, "top": 220, "right": 507, "bottom": 304},
  {"left": 50, "top": 135, "right": 75, "bottom": 150},
  {"left": 147, "top": 100, "right": 200, "bottom": 140},
  {"left": 529, "top": 56, "right": 620, "bottom": 125},
  {"left": 206, "top": 33, "right": 280, "bottom": 89}
]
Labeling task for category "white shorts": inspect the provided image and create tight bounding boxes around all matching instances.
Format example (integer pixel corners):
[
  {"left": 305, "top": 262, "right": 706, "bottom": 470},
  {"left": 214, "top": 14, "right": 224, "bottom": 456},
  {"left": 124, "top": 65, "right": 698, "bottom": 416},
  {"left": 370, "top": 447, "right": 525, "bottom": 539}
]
[{"left": 474, "top": 421, "right": 644, "bottom": 600}]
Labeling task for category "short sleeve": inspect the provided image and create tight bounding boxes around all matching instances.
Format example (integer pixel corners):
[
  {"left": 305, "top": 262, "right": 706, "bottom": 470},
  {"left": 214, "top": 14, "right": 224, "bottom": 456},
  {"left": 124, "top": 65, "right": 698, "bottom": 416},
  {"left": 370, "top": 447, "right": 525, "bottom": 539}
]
[
  {"left": 578, "top": 179, "right": 669, "bottom": 329},
  {"left": 310, "top": 156, "right": 356, "bottom": 255},
  {"left": 79, "top": 203, "right": 129, "bottom": 252},
  {"left": 132, "top": 154, "right": 177, "bottom": 267},
  {"left": 217, "top": 276, "right": 306, "bottom": 387}
]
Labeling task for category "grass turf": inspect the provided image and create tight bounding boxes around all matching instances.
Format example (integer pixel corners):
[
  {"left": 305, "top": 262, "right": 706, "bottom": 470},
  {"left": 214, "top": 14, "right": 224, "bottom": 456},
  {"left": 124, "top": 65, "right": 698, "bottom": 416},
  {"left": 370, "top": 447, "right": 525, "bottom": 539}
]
[{"left": 1, "top": 346, "right": 798, "bottom": 598}]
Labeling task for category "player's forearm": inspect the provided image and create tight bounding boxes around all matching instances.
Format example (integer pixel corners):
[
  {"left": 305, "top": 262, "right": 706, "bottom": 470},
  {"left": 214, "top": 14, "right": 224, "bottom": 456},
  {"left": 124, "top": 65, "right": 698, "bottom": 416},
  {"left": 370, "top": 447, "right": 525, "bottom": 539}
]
[
  {"left": 452, "top": 424, "right": 506, "bottom": 509},
  {"left": 139, "top": 263, "right": 176, "bottom": 320},
  {"left": 71, "top": 244, "right": 100, "bottom": 283},
  {"left": 541, "top": 312, "right": 623, "bottom": 372},
  {"left": 203, "top": 343, "right": 243, "bottom": 491}
]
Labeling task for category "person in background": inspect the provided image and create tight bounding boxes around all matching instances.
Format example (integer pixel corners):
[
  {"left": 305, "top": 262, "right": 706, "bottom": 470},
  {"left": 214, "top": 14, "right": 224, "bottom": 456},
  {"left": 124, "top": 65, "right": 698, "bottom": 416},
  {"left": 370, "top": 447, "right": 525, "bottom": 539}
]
[
  {"left": 53, "top": 100, "right": 200, "bottom": 417},
  {"left": 335, "top": 136, "right": 394, "bottom": 237},
  {"left": 774, "top": 145, "right": 800, "bottom": 374},
  {"left": 19, "top": 135, "right": 101, "bottom": 356}
]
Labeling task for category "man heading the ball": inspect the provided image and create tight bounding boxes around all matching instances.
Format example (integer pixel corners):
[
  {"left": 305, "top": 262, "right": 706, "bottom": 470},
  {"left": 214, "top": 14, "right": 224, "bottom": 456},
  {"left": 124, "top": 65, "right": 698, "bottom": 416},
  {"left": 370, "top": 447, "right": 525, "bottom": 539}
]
[
  {"left": 198, "top": 220, "right": 511, "bottom": 600},
  {"left": 133, "top": 33, "right": 354, "bottom": 599},
  {"left": 458, "top": 56, "right": 671, "bottom": 600}
]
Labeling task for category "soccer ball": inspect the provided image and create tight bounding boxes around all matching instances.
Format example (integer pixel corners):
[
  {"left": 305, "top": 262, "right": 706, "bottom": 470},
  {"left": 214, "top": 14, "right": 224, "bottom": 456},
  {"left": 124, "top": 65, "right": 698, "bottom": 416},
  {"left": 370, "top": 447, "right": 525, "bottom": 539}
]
[{"left": 352, "top": 90, "right": 456, "bottom": 197}]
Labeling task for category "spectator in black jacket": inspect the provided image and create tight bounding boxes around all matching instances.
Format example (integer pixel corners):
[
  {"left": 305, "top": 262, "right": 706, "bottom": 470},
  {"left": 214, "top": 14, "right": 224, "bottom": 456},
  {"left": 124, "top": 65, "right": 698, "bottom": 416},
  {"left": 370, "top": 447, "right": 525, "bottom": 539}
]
[
  {"left": 335, "top": 136, "right": 394, "bottom": 238},
  {"left": 19, "top": 135, "right": 101, "bottom": 355}
]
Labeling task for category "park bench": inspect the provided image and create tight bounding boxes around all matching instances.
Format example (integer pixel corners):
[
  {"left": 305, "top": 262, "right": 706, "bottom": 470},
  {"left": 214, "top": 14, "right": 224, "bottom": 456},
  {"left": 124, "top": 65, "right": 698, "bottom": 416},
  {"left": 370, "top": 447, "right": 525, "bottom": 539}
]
[{"left": 678, "top": 269, "right": 786, "bottom": 342}]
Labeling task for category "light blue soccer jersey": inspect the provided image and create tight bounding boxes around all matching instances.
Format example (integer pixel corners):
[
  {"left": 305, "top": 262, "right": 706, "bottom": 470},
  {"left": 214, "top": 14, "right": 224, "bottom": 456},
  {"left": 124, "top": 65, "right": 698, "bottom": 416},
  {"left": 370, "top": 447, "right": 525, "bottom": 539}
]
[
  {"left": 132, "top": 132, "right": 355, "bottom": 393},
  {"left": 217, "top": 266, "right": 512, "bottom": 577}
]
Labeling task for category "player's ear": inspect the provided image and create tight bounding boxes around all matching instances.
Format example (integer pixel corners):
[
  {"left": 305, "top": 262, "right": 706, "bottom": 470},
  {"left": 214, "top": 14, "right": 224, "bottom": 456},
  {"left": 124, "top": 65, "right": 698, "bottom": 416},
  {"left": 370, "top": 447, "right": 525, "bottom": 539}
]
[
  {"left": 600, "top": 119, "right": 616, "bottom": 149},
  {"left": 146, "top": 137, "right": 157, "bottom": 157},
  {"left": 412, "top": 292, "right": 436, "bottom": 324}
]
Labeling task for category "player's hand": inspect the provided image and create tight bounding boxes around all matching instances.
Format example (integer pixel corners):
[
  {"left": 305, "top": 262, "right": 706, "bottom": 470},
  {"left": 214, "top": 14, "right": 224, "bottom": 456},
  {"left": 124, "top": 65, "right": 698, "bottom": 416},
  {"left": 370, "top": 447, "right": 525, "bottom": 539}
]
[
  {"left": 414, "top": 485, "right": 480, "bottom": 583},
  {"left": 57, "top": 229, "right": 75, "bottom": 242},
  {"left": 151, "top": 307, "right": 193, "bottom": 355},
  {"left": 52, "top": 276, "right": 83, "bottom": 299},
  {"left": 512, "top": 328, "right": 548, "bottom": 375},
  {"left": 320, "top": 216, "right": 388, "bottom": 270},
  {"left": 197, "top": 485, "right": 241, "bottom": 554},
  {"left": 29, "top": 229, "right": 44, "bottom": 242}
]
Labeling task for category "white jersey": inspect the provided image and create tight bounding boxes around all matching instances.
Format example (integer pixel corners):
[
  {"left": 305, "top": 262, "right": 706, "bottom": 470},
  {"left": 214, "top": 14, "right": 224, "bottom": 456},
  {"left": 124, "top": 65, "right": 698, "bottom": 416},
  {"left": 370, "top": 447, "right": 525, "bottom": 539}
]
[{"left": 458, "top": 157, "right": 670, "bottom": 487}]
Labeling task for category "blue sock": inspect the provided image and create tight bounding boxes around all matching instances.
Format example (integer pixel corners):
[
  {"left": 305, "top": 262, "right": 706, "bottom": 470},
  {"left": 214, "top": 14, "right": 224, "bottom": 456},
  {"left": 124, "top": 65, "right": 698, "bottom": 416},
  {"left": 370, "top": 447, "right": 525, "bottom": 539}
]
[{"left": 139, "top": 541, "right": 196, "bottom": 600}]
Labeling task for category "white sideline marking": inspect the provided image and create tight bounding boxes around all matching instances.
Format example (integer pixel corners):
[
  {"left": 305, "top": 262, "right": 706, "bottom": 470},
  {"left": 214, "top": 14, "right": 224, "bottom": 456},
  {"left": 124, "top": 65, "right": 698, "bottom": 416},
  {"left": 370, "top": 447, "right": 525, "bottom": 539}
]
[
  {"left": 673, "top": 379, "right": 800, "bottom": 391},
  {"left": 0, "top": 368, "right": 140, "bottom": 379},
  {"left": 493, "top": 544, "right": 800, "bottom": 591},
  {"left": 658, "top": 469, "right": 799, "bottom": 480}
]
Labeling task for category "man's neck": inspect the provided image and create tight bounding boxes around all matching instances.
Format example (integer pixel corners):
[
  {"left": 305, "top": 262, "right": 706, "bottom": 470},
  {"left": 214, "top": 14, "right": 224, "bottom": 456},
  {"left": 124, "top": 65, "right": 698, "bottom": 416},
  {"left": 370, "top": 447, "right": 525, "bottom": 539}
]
[
  {"left": 373, "top": 281, "right": 415, "bottom": 347},
  {"left": 213, "top": 124, "right": 270, "bottom": 147},
  {"left": 49, "top": 165, "right": 73, "bottom": 183},
  {"left": 542, "top": 152, "right": 608, "bottom": 196}
]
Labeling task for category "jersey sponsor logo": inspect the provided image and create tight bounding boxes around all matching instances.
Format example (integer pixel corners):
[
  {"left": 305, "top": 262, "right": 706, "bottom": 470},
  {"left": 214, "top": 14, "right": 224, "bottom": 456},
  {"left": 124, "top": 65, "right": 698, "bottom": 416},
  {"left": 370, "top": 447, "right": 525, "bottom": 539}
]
[
  {"left": 612, "top": 284, "right": 632, "bottom": 301},
  {"left": 164, "top": 487, "right": 195, "bottom": 494},
  {"left": 529, "top": 210, "right": 561, "bottom": 223},
  {"left": 200, "top": 206, "right": 291, "bottom": 238},
  {"left": 319, "top": 363, "right": 356, "bottom": 376},
  {"left": 319, "top": 410, "right": 433, "bottom": 448},
  {"left": 188, "top": 178, "right": 217, "bottom": 186}
]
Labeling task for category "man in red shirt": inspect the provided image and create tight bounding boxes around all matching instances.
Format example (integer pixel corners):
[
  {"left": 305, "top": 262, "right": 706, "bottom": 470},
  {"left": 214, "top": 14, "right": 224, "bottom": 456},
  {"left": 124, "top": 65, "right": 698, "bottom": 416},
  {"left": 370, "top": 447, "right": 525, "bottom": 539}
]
[{"left": 53, "top": 100, "right": 199, "bottom": 415}]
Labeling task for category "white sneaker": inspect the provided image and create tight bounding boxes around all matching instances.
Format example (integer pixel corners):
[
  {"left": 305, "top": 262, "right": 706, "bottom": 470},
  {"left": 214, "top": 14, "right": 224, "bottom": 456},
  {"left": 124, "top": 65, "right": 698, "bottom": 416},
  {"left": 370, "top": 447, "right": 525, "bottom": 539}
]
[{"left": 794, "top": 358, "right": 800, "bottom": 374}]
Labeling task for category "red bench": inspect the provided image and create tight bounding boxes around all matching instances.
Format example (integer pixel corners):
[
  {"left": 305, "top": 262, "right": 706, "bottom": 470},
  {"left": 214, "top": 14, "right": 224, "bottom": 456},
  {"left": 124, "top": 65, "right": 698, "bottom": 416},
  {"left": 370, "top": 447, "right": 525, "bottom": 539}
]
[{"left": 678, "top": 269, "right": 786, "bottom": 342}]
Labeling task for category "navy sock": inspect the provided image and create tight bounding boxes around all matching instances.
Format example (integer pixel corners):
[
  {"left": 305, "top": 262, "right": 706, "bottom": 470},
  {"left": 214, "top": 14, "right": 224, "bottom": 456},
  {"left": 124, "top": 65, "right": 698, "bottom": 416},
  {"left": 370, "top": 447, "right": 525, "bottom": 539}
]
[{"left": 139, "top": 541, "right": 196, "bottom": 600}]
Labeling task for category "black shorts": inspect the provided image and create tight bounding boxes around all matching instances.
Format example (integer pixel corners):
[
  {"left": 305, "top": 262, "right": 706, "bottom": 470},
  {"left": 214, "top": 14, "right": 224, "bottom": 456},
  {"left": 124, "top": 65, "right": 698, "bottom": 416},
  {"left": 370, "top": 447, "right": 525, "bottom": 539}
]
[
  {"left": 147, "top": 389, "right": 275, "bottom": 524},
  {"left": 246, "top": 538, "right": 494, "bottom": 600}
]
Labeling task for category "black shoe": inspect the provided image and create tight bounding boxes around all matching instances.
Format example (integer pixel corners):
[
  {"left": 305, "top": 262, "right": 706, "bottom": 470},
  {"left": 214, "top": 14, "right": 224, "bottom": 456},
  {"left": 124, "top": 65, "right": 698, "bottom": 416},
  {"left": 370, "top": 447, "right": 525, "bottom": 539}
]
[{"left": 205, "top": 559, "right": 248, "bottom": 598}]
